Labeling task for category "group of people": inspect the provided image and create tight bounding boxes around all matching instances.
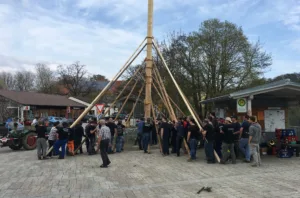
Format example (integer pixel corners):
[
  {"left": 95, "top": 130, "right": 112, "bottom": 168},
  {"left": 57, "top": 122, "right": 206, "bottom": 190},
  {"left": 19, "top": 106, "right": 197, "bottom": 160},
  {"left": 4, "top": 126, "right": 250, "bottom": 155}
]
[
  {"left": 35, "top": 117, "right": 126, "bottom": 168},
  {"left": 136, "top": 113, "right": 262, "bottom": 167},
  {"left": 35, "top": 120, "right": 84, "bottom": 160}
]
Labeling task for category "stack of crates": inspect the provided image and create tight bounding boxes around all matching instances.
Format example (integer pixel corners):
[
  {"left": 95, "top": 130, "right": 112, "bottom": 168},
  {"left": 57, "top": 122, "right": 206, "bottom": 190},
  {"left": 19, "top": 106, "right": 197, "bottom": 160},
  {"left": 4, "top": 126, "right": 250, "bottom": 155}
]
[{"left": 275, "top": 129, "right": 297, "bottom": 158}]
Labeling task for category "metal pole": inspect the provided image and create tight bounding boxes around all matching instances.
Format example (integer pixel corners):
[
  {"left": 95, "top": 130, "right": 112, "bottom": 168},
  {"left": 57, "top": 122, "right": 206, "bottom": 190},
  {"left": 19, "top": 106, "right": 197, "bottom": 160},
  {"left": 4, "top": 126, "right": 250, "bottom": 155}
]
[{"left": 144, "top": 0, "right": 154, "bottom": 118}]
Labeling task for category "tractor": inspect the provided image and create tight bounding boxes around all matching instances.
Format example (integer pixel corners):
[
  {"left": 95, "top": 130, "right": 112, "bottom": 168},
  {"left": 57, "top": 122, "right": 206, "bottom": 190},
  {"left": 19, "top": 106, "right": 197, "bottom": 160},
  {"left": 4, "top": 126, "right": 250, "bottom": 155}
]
[{"left": 0, "top": 122, "right": 51, "bottom": 151}]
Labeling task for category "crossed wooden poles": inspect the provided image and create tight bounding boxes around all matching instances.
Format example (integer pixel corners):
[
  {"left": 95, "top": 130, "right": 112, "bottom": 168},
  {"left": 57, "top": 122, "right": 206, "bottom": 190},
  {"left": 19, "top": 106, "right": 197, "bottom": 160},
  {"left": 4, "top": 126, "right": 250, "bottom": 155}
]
[{"left": 46, "top": 37, "right": 220, "bottom": 162}]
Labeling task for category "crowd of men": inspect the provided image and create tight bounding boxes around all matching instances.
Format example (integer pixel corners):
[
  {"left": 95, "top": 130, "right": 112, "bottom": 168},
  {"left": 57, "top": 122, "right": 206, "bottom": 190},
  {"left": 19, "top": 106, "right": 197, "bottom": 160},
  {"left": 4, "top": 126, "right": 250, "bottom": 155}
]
[
  {"left": 33, "top": 111, "right": 262, "bottom": 168},
  {"left": 35, "top": 117, "right": 126, "bottom": 168},
  {"left": 136, "top": 113, "right": 262, "bottom": 167}
]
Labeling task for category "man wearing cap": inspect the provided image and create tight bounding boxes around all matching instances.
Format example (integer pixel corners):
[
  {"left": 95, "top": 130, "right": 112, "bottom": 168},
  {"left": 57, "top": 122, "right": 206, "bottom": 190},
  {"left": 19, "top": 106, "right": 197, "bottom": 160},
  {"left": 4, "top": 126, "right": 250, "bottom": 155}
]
[
  {"left": 231, "top": 115, "right": 241, "bottom": 159},
  {"left": 220, "top": 117, "right": 236, "bottom": 164}
]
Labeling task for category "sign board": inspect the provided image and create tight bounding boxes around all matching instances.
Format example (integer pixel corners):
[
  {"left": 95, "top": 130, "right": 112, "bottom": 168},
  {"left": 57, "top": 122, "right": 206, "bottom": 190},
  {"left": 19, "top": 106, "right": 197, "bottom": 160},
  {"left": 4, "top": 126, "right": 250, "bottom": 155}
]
[
  {"left": 96, "top": 104, "right": 105, "bottom": 114},
  {"left": 22, "top": 106, "right": 30, "bottom": 111},
  {"left": 264, "top": 110, "right": 285, "bottom": 132},
  {"left": 237, "top": 98, "right": 247, "bottom": 113}
]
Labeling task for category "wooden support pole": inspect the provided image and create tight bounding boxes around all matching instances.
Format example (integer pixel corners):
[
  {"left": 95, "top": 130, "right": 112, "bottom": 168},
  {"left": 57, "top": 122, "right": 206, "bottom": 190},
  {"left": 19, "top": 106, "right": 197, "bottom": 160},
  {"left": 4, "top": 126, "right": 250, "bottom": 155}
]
[
  {"left": 46, "top": 39, "right": 147, "bottom": 156},
  {"left": 151, "top": 103, "right": 162, "bottom": 153},
  {"left": 114, "top": 80, "right": 139, "bottom": 121},
  {"left": 145, "top": 0, "right": 154, "bottom": 118},
  {"left": 125, "top": 85, "right": 145, "bottom": 127},
  {"left": 153, "top": 65, "right": 176, "bottom": 121},
  {"left": 152, "top": 74, "right": 172, "bottom": 118},
  {"left": 153, "top": 40, "right": 220, "bottom": 162},
  {"left": 103, "top": 65, "right": 144, "bottom": 117},
  {"left": 70, "top": 39, "right": 146, "bottom": 128},
  {"left": 168, "top": 95, "right": 186, "bottom": 117}
]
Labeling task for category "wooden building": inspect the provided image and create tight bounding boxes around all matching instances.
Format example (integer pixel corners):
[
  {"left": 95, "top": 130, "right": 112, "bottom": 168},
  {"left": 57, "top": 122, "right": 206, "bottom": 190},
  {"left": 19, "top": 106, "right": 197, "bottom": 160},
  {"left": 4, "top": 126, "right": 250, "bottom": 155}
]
[
  {"left": 0, "top": 90, "right": 86, "bottom": 122},
  {"left": 200, "top": 79, "right": 300, "bottom": 133}
]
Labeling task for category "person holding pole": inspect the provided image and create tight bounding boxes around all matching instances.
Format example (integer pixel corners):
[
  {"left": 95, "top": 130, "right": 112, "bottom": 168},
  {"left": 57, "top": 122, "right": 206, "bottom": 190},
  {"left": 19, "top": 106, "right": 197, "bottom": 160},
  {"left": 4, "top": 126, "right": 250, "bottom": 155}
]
[
  {"left": 142, "top": 118, "right": 153, "bottom": 154},
  {"left": 175, "top": 121, "right": 184, "bottom": 157},
  {"left": 106, "top": 117, "right": 117, "bottom": 154},
  {"left": 187, "top": 118, "right": 199, "bottom": 162},
  {"left": 160, "top": 117, "right": 170, "bottom": 156},
  {"left": 201, "top": 119, "right": 216, "bottom": 164},
  {"left": 97, "top": 119, "right": 111, "bottom": 168}
]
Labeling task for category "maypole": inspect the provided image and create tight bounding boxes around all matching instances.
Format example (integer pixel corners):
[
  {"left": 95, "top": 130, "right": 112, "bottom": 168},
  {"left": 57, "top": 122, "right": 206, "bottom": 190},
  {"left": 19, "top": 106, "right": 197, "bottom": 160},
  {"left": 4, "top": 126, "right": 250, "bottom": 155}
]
[{"left": 144, "top": 0, "right": 153, "bottom": 118}]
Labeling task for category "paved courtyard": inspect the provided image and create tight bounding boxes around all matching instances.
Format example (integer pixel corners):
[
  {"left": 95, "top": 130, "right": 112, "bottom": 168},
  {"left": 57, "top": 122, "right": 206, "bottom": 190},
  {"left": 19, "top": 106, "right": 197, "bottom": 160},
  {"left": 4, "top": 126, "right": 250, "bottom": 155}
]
[{"left": 0, "top": 146, "right": 299, "bottom": 198}]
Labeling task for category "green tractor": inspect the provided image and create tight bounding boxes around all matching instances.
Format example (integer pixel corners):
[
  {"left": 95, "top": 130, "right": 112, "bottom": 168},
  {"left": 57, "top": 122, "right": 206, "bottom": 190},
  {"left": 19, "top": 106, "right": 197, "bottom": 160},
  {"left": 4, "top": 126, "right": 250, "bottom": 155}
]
[{"left": 0, "top": 127, "right": 51, "bottom": 150}]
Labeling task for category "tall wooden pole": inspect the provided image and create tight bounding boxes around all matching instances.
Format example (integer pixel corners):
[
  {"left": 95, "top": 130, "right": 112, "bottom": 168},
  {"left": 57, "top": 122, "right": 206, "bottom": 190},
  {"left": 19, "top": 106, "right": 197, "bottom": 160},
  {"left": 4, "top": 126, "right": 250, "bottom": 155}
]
[{"left": 145, "top": 0, "right": 153, "bottom": 118}]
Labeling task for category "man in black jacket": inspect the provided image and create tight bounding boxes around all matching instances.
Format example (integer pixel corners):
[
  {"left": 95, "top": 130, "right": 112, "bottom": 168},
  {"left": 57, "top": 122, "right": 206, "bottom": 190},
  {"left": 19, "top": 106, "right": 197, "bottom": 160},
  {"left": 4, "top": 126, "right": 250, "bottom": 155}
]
[
  {"left": 74, "top": 122, "right": 84, "bottom": 154},
  {"left": 220, "top": 117, "right": 236, "bottom": 164}
]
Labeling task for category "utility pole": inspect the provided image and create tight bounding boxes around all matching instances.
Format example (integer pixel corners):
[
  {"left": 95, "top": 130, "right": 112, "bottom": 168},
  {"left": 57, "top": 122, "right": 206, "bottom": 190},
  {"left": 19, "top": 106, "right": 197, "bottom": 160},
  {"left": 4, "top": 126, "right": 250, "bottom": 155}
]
[{"left": 144, "top": 0, "right": 153, "bottom": 118}]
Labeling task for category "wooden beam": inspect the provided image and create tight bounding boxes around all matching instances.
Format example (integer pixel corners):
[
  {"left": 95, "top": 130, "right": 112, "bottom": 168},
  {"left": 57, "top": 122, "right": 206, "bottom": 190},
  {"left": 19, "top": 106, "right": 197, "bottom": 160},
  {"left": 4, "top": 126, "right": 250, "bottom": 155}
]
[
  {"left": 153, "top": 40, "right": 220, "bottom": 162},
  {"left": 144, "top": 0, "right": 154, "bottom": 118}
]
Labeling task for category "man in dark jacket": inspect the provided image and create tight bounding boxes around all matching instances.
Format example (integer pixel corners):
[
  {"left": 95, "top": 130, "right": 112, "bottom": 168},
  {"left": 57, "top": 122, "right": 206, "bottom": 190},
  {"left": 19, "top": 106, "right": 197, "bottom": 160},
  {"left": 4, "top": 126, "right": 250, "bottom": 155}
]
[
  {"left": 86, "top": 118, "right": 97, "bottom": 155},
  {"left": 142, "top": 118, "right": 153, "bottom": 154},
  {"left": 74, "top": 122, "right": 84, "bottom": 154},
  {"left": 220, "top": 117, "right": 236, "bottom": 164},
  {"left": 201, "top": 119, "right": 215, "bottom": 164},
  {"left": 54, "top": 122, "right": 70, "bottom": 159},
  {"left": 175, "top": 121, "right": 184, "bottom": 157}
]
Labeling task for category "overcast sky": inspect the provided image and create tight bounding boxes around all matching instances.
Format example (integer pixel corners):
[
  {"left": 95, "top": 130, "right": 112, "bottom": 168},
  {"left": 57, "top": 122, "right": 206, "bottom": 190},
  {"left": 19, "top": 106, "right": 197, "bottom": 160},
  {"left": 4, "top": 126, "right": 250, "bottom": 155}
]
[{"left": 0, "top": 0, "right": 300, "bottom": 79}]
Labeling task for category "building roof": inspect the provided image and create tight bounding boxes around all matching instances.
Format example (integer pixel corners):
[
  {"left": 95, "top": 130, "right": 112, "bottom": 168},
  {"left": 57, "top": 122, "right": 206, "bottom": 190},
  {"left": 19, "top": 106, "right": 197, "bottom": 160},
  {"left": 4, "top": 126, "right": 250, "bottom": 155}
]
[
  {"left": 200, "top": 79, "right": 300, "bottom": 104},
  {"left": 0, "top": 90, "right": 86, "bottom": 107}
]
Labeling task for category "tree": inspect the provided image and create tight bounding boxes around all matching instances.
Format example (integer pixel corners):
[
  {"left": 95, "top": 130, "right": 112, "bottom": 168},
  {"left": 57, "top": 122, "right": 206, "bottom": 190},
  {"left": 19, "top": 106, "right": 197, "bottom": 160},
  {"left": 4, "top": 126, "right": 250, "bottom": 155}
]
[
  {"left": 14, "top": 71, "right": 35, "bottom": 91},
  {"left": 35, "top": 63, "right": 56, "bottom": 94},
  {"left": 91, "top": 74, "right": 109, "bottom": 82},
  {"left": 0, "top": 72, "right": 15, "bottom": 90},
  {"left": 57, "top": 61, "right": 96, "bottom": 97},
  {"left": 158, "top": 19, "right": 272, "bottom": 115}
]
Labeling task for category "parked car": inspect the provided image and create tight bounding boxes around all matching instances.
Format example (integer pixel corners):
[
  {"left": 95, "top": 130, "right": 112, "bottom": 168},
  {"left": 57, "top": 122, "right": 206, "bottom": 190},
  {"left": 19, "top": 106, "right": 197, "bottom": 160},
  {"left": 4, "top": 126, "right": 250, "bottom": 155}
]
[
  {"left": 81, "top": 115, "right": 96, "bottom": 123},
  {"left": 48, "top": 116, "right": 63, "bottom": 124}
]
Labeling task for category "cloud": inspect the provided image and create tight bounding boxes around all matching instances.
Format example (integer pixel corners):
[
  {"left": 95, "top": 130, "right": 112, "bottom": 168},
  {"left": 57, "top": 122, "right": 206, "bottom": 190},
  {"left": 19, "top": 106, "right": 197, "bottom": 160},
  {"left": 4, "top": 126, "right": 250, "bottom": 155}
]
[{"left": 0, "top": 1, "right": 145, "bottom": 79}]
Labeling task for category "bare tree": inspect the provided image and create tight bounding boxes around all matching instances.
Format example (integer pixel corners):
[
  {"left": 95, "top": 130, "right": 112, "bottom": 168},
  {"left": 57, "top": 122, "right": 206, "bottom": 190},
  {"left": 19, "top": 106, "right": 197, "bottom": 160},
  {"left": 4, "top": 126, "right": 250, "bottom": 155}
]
[
  {"left": 14, "top": 71, "right": 35, "bottom": 91},
  {"left": 57, "top": 61, "right": 96, "bottom": 97},
  {"left": 0, "top": 72, "right": 15, "bottom": 90},
  {"left": 35, "top": 63, "right": 56, "bottom": 93}
]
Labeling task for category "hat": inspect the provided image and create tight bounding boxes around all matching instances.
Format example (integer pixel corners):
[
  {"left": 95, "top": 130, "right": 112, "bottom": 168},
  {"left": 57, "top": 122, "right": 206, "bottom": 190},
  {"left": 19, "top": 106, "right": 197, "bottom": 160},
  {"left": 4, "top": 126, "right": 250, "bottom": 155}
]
[{"left": 225, "top": 117, "right": 232, "bottom": 123}]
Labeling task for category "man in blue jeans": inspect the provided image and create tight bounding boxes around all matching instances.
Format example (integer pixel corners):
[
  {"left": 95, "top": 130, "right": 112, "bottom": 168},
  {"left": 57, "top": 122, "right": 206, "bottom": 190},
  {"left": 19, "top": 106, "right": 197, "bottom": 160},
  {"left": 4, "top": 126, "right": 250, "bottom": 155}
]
[
  {"left": 54, "top": 122, "right": 70, "bottom": 159},
  {"left": 142, "top": 118, "right": 153, "bottom": 154},
  {"left": 116, "top": 119, "right": 125, "bottom": 153},
  {"left": 239, "top": 115, "right": 251, "bottom": 163},
  {"left": 201, "top": 119, "right": 215, "bottom": 164},
  {"left": 187, "top": 118, "right": 199, "bottom": 162}
]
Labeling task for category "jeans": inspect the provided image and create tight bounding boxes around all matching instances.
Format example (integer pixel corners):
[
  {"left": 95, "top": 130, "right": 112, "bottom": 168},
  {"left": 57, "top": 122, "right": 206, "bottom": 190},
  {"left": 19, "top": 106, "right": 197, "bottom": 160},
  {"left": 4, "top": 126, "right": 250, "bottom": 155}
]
[
  {"left": 74, "top": 138, "right": 83, "bottom": 154},
  {"left": 214, "top": 140, "right": 222, "bottom": 159},
  {"left": 143, "top": 133, "right": 150, "bottom": 152},
  {"left": 100, "top": 139, "right": 110, "bottom": 167},
  {"left": 205, "top": 141, "right": 215, "bottom": 162},
  {"left": 54, "top": 139, "right": 67, "bottom": 158},
  {"left": 136, "top": 132, "right": 143, "bottom": 149},
  {"left": 176, "top": 136, "right": 183, "bottom": 156},
  {"left": 234, "top": 140, "right": 240, "bottom": 158},
  {"left": 250, "top": 143, "right": 261, "bottom": 166},
  {"left": 221, "top": 142, "right": 236, "bottom": 163},
  {"left": 189, "top": 139, "right": 198, "bottom": 160},
  {"left": 116, "top": 136, "right": 124, "bottom": 153},
  {"left": 239, "top": 138, "right": 250, "bottom": 161},
  {"left": 47, "top": 140, "right": 56, "bottom": 157},
  {"left": 88, "top": 136, "right": 96, "bottom": 154},
  {"left": 162, "top": 136, "right": 170, "bottom": 155},
  {"left": 37, "top": 138, "right": 47, "bottom": 158},
  {"left": 107, "top": 136, "right": 114, "bottom": 153},
  {"left": 152, "top": 131, "right": 157, "bottom": 145}
]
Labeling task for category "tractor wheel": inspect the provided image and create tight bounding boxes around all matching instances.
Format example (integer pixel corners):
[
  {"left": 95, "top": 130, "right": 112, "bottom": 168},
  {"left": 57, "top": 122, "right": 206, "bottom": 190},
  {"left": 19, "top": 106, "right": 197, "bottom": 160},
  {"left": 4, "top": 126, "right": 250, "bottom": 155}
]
[
  {"left": 9, "top": 143, "right": 22, "bottom": 150},
  {"left": 22, "top": 132, "right": 37, "bottom": 150}
]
